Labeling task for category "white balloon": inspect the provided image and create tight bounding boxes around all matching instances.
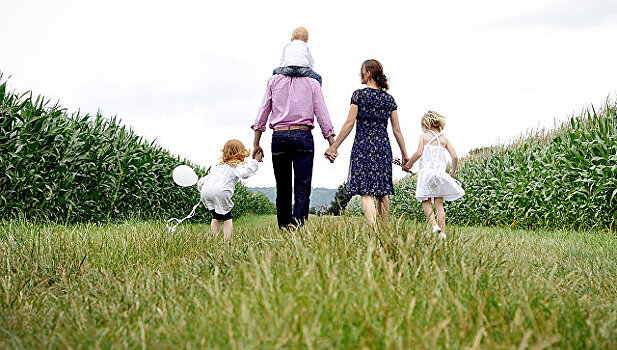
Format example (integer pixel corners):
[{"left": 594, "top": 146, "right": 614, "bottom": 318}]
[{"left": 172, "top": 165, "right": 198, "bottom": 187}]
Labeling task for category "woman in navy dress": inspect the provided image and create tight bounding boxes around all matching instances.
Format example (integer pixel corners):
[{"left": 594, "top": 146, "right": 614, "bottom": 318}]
[{"left": 325, "top": 59, "right": 409, "bottom": 226}]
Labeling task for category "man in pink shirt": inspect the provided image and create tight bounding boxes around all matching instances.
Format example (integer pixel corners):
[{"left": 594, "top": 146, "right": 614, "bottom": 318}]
[{"left": 251, "top": 74, "right": 335, "bottom": 229}]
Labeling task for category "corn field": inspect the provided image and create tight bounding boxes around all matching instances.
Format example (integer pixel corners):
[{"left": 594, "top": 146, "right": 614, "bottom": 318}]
[
  {"left": 0, "top": 75, "right": 273, "bottom": 222},
  {"left": 391, "top": 101, "right": 617, "bottom": 231}
]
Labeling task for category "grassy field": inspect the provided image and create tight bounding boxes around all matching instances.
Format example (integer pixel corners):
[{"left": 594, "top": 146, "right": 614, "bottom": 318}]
[{"left": 1, "top": 215, "right": 616, "bottom": 348}]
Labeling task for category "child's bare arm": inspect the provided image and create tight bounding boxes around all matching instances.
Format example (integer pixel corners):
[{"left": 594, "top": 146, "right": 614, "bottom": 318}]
[
  {"left": 403, "top": 135, "right": 424, "bottom": 171},
  {"left": 445, "top": 139, "right": 459, "bottom": 177}
]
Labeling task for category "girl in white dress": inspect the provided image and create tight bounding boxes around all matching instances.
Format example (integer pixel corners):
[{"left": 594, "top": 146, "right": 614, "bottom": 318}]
[
  {"left": 402, "top": 111, "right": 465, "bottom": 239},
  {"left": 197, "top": 139, "right": 262, "bottom": 240}
]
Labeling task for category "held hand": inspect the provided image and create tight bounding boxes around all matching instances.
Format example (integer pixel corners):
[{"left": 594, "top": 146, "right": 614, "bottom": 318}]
[
  {"left": 402, "top": 155, "right": 410, "bottom": 166},
  {"left": 402, "top": 160, "right": 412, "bottom": 173},
  {"left": 324, "top": 146, "right": 338, "bottom": 163},
  {"left": 402, "top": 155, "right": 411, "bottom": 172},
  {"left": 254, "top": 150, "right": 264, "bottom": 162},
  {"left": 252, "top": 145, "right": 264, "bottom": 162},
  {"left": 449, "top": 170, "right": 455, "bottom": 178}
]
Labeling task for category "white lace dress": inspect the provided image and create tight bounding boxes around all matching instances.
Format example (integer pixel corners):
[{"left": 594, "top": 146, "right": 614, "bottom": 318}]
[
  {"left": 197, "top": 159, "right": 259, "bottom": 214},
  {"left": 415, "top": 131, "right": 465, "bottom": 203}
]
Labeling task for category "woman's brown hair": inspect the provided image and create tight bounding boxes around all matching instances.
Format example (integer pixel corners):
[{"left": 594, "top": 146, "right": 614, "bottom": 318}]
[
  {"left": 220, "top": 139, "right": 250, "bottom": 167},
  {"left": 362, "top": 59, "right": 389, "bottom": 91}
]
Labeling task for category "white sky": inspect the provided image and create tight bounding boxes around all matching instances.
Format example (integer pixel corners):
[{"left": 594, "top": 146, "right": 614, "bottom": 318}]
[{"left": 2, "top": 0, "right": 616, "bottom": 188}]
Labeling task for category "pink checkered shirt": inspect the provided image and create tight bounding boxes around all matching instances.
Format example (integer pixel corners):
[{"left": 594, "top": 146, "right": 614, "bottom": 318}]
[{"left": 251, "top": 75, "right": 335, "bottom": 139}]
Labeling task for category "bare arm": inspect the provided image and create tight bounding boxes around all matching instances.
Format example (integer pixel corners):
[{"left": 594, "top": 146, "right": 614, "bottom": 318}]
[
  {"left": 445, "top": 139, "right": 459, "bottom": 177},
  {"left": 403, "top": 135, "right": 424, "bottom": 171},
  {"left": 332, "top": 104, "right": 358, "bottom": 148},
  {"left": 324, "top": 104, "right": 358, "bottom": 162},
  {"left": 326, "top": 135, "right": 335, "bottom": 146},
  {"left": 390, "top": 110, "right": 408, "bottom": 162}
]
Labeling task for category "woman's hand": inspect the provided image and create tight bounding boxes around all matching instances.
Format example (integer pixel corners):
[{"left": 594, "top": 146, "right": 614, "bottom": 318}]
[
  {"left": 402, "top": 162, "right": 411, "bottom": 172},
  {"left": 325, "top": 105, "right": 357, "bottom": 164},
  {"left": 402, "top": 158, "right": 414, "bottom": 172},
  {"left": 449, "top": 170, "right": 455, "bottom": 178},
  {"left": 324, "top": 146, "right": 338, "bottom": 163},
  {"left": 402, "top": 154, "right": 410, "bottom": 168}
]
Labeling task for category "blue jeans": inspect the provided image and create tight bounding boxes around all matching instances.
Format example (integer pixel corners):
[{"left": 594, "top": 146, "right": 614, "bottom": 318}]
[
  {"left": 271, "top": 129, "right": 314, "bottom": 229},
  {"left": 273, "top": 66, "right": 323, "bottom": 85}
]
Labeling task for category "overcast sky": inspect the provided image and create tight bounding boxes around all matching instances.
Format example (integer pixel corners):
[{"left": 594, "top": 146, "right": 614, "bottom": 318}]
[{"left": 2, "top": 0, "right": 616, "bottom": 189}]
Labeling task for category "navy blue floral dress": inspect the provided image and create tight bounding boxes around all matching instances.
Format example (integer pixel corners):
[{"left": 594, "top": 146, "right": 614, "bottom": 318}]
[{"left": 346, "top": 88, "right": 397, "bottom": 196}]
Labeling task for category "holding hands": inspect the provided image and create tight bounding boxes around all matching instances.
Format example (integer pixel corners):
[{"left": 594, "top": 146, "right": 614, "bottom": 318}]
[
  {"left": 324, "top": 145, "right": 338, "bottom": 163},
  {"left": 252, "top": 134, "right": 264, "bottom": 162},
  {"left": 253, "top": 149, "right": 264, "bottom": 162},
  {"left": 401, "top": 155, "right": 411, "bottom": 172},
  {"left": 252, "top": 146, "right": 264, "bottom": 162}
]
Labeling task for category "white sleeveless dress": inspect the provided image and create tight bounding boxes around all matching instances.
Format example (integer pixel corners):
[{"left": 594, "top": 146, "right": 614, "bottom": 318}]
[{"left": 415, "top": 131, "right": 465, "bottom": 203}]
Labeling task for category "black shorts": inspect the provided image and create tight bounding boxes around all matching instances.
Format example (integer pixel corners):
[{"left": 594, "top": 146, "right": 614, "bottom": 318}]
[{"left": 210, "top": 209, "right": 233, "bottom": 221}]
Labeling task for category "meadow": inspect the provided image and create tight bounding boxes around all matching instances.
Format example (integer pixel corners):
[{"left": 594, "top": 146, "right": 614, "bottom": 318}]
[
  {"left": 2, "top": 74, "right": 617, "bottom": 348},
  {"left": 2, "top": 216, "right": 616, "bottom": 348}
]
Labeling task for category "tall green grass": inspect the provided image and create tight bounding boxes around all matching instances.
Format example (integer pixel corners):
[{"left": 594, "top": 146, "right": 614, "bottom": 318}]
[
  {"left": 391, "top": 101, "right": 617, "bottom": 231},
  {"left": 0, "top": 74, "right": 273, "bottom": 222},
  {"left": 1, "top": 217, "right": 615, "bottom": 348}
]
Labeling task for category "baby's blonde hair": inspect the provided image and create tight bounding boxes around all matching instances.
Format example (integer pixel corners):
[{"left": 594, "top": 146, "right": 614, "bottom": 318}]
[
  {"left": 220, "top": 139, "right": 250, "bottom": 167},
  {"left": 421, "top": 110, "right": 447, "bottom": 131},
  {"left": 292, "top": 27, "right": 309, "bottom": 42}
]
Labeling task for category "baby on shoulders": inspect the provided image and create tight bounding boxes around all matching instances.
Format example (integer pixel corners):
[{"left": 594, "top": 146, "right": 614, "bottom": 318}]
[{"left": 272, "top": 27, "right": 323, "bottom": 85}]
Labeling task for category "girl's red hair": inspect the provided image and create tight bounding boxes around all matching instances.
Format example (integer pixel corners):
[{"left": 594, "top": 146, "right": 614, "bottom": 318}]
[{"left": 220, "top": 139, "right": 250, "bottom": 167}]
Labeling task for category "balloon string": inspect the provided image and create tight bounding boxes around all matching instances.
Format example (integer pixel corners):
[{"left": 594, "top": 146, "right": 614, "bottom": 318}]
[{"left": 166, "top": 200, "right": 201, "bottom": 233}]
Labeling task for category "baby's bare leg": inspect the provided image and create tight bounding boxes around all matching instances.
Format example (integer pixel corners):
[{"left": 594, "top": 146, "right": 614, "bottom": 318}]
[
  {"left": 211, "top": 219, "right": 221, "bottom": 236},
  {"left": 421, "top": 200, "right": 437, "bottom": 227},
  {"left": 434, "top": 197, "right": 446, "bottom": 232},
  {"left": 361, "top": 195, "right": 377, "bottom": 227},
  {"left": 223, "top": 219, "right": 233, "bottom": 241}
]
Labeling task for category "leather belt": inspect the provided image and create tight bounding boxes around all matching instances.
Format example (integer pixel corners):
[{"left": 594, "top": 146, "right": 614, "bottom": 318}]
[{"left": 273, "top": 125, "right": 311, "bottom": 132}]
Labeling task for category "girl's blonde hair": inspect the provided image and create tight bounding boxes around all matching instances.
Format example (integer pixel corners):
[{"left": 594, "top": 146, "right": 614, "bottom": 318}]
[
  {"left": 220, "top": 139, "right": 250, "bottom": 167},
  {"left": 421, "top": 110, "right": 446, "bottom": 131}
]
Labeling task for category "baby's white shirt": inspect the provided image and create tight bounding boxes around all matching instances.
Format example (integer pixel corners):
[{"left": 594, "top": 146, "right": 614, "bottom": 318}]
[{"left": 279, "top": 40, "right": 314, "bottom": 68}]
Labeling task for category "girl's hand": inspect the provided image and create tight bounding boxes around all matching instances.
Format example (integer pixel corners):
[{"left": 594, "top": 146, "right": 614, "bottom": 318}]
[
  {"left": 254, "top": 150, "right": 264, "bottom": 162},
  {"left": 402, "top": 159, "right": 413, "bottom": 172},
  {"left": 324, "top": 146, "right": 338, "bottom": 163},
  {"left": 252, "top": 145, "right": 264, "bottom": 161},
  {"left": 402, "top": 154, "right": 410, "bottom": 167},
  {"left": 449, "top": 170, "right": 455, "bottom": 178}
]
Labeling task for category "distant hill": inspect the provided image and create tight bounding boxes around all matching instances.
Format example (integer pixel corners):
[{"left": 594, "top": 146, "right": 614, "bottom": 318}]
[{"left": 248, "top": 187, "right": 337, "bottom": 208}]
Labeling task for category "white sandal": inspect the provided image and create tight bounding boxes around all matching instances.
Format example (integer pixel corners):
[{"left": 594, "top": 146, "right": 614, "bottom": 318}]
[{"left": 432, "top": 225, "right": 446, "bottom": 240}]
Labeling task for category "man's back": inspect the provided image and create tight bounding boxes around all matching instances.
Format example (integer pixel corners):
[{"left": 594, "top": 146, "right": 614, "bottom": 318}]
[
  {"left": 253, "top": 75, "right": 333, "bottom": 139},
  {"left": 251, "top": 74, "right": 335, "bottom": 229}
]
